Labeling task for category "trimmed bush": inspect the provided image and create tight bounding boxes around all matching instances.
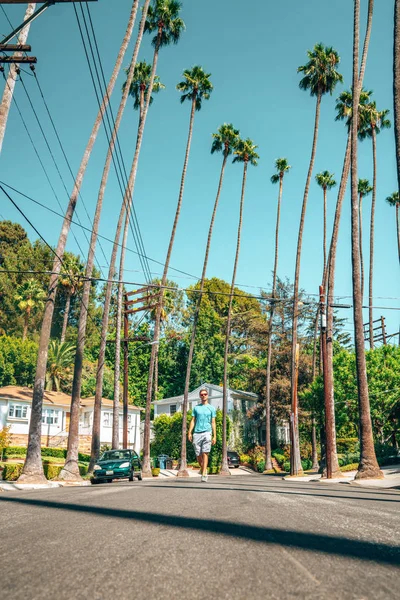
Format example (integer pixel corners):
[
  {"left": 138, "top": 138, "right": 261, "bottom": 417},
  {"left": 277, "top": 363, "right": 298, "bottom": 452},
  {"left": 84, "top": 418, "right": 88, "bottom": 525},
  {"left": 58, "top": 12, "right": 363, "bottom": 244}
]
[
  {"left": 239, "top": 454, "right": 251, "bottom": 465},
  {"left": 151, "top": 468, "right": 160, "bottom": 477},
  {"left": 271, "top": 452, "right": 285, "bottom": 467},
  {"left": 336, "top": 438, "right": 359, "bottom": 454},
  {"left": 301, "top": 459, "right": 312, "bottom": 471},
  {"left": 41, "top": 448, "right": 67, "bottom": 459},
  {"left": 4, "top": 446, "right": 26, "bottom": 457},
  {"left": 257, "top": 460, "right": 266, "bottom": 473},
  {"left": 283, "top": 461, "right": 290, "bottom": 473},
  {"left": 78, "top": 452, "right": 91, "bottom": 463},
  {"left": 2, "top": 463, "right": 23, "bottom": 480},
  {"left": 43, "top": 463, "right": 62, "bottom": 480},
  {"left": 79, "top": 464, "right": 89, "bottom": 476},
  {"left": 340, "top": 463, "right": 359, "bottom": 472}
]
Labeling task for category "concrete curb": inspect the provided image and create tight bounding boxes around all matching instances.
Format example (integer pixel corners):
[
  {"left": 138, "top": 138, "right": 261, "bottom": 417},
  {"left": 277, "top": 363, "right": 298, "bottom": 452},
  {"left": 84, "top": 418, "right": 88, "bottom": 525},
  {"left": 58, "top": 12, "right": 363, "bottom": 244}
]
[{"left": 0, "top": 480, "right": 91, "bottom": 491}]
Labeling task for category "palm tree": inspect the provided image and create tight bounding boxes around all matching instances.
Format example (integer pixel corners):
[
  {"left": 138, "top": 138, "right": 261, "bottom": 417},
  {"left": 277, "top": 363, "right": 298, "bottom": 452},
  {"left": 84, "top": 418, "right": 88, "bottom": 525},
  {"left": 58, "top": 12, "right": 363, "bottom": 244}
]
[
  {"left": 357, "top": 178, "right": 373, "bottom": 300},
  {"left": 45, "top": 340, "right": 75, "bottom": 392},
  {"left": 20, "top": 0, "right": 145, "bottom": 484},
  {"left": 87, "top": 0, "right": 185, "bottom": 473},
  {"left": 394, "top": 0, "right": 400, "bottom": 195},
  {"left": 264, "top": 158, "right": 291, "bottom": 472},
  {"left": 350, "top": 0, "right": 382, "bottom": 480},
  {"left": 315, "top": 171, "right": 336, "bottom": 278},
  {"left": 15, "top": 279, "right": 46, "bottom": 340},
  {"left": 386, "top": 192, "right": 400, "bottom": 265},
  {"left": 124, "top": 60, "right": 165, "bottom": 121},
  {"left": 114, "top": 0, "right": 185, "bottom": 460},
  {"left": 0, "top": 4, "right": 36, "bottom": 154},
  {"left": 358, "top": 102, "right": 391, "bottom": 349},
  {"left": 178, "top": 123, "right": 240, "bottom": 477},
  {"left": 219, "top": 138, "right": 259, "bottom": 476},
  {"left": 324, "top": 2, "right": 375, "bottom": 481},
  {"left": 142, "top": 65, "right": 212, "bottom": 477},
  {"left": 290, "top": 44, "right": 343, "bottom": 475},
  {"left": 59, "top": 254, "right": 84, "bottom": 343}
]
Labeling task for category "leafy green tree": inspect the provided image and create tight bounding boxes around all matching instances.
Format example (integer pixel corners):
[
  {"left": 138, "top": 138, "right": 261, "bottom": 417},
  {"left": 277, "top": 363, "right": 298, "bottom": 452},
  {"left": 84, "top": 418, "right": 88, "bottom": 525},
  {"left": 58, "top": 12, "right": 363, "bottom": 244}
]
[
  {"left": 0, "top": 336, "right": 38, "bottom": 387},
  {"left": 15, "top": 280, "right": 46, "bottom": 341},
  {"left": 291, "top": 43, "right": 343, "bottom": 475},
  {"left": 386, "top": 192, "right": 400, "bottom": 265}
]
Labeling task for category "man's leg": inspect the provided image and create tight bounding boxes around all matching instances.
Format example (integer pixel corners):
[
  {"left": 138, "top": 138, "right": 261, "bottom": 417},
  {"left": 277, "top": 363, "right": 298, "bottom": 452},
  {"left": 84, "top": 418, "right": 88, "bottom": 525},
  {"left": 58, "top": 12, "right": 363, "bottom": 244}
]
[
  {"left": 202, "top": 452, "right": 209, "bottom": 476},
  {"left": 197, "top": 453, "right": 203, "bottom": 471}
]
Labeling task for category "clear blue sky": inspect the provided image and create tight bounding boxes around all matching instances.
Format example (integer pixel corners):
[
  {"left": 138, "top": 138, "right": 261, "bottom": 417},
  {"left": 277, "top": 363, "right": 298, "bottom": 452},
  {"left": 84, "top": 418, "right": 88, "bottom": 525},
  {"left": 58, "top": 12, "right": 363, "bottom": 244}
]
[{"left": 1, "top": 0, "right": 399, "bottom": 341}]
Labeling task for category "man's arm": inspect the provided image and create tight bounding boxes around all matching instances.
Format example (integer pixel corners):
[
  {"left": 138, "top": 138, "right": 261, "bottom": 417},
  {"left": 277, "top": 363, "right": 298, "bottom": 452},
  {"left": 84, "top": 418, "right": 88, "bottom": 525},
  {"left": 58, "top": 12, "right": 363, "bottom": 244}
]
[
  {"left": 188, "top": 416, "right": 195, "bottom": 442},
  {"left": 211, "top": 417, "right": 216, "bottom": 445}
]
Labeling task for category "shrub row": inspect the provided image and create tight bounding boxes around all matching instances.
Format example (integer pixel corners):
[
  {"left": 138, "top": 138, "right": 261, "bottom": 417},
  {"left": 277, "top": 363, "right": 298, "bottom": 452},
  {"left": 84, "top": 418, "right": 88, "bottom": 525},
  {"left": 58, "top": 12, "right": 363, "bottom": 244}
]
[
  {"left": 2, "top": 461, "right": 89, "bottom": 481},
  {"left": 4, "top": 446, "right": 90, "bottom": 462}
]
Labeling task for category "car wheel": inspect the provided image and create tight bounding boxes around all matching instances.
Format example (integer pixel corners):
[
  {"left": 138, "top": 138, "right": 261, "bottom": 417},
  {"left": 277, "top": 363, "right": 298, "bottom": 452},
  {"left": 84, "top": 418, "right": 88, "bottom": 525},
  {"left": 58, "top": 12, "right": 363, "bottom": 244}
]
[
  {"left": 106, "top": 479, "right": 112, "bottom": 484},
  {"left": 129, "top": 471, "right": 134, "bottom": 482},
  {"left": 235, "top": 465, "right": 240, "bottom": 468},
  {"left": 91, "top": 478, "right": 98, "bottom": 485}
]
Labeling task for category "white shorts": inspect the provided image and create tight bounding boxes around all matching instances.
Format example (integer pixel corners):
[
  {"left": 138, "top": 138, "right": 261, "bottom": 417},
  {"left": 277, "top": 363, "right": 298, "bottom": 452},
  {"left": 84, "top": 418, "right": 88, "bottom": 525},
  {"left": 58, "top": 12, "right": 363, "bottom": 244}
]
[{"left": 192, "top": 431, "right": 212, "bottom": 456}]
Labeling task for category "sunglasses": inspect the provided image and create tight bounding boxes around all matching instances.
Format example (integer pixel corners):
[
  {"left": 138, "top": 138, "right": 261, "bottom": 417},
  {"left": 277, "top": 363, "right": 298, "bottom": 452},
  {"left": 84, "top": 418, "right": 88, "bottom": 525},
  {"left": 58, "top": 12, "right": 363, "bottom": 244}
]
[{"left": 200, "top": 393, "right": 208, "bottom": 397}]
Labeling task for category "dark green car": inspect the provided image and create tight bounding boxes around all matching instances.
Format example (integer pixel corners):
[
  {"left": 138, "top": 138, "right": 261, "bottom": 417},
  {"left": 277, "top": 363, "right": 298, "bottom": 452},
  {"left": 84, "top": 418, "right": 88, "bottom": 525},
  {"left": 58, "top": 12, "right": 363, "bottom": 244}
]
[{"left": 91, "top": 449, "right": 142, "bottom": 484}]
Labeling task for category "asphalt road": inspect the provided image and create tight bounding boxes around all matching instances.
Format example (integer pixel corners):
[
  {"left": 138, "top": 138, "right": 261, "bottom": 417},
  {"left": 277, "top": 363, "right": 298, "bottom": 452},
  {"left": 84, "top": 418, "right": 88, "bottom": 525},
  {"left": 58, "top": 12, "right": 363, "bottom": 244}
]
[{"left": 1, "top": 474, "right": 399, "bottom": 600}]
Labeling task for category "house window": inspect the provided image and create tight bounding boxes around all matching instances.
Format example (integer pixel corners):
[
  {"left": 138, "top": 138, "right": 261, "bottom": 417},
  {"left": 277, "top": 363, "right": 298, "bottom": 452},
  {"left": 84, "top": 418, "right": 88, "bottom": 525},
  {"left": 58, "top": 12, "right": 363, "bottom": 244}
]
[
  {"left": 8, "top": 404, "right": 28, "bottom": 419},
  {"left": 170, "top": 404, "right": 177, "bottom": 416},
  {"left": 118, "top": 414, "right": 132, "bottom": 428},
  {"left": 103, "top": 412, "right": 112, "bottom": 427},
  {"left": 42, "top": 409, "right": 59, "bottom": 425},
  {"left": 82, "top": 412, "right": 90, "bottom": 428}
]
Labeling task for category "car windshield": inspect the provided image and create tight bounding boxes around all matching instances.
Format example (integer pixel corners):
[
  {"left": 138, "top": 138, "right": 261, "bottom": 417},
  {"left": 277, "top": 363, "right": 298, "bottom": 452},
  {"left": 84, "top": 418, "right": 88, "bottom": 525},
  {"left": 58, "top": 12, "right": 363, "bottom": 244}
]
[
  {"left": 228, "top": 452, "right": 238, "bottom": 458},
  {"left": 100, "top": 451, "right": 131, "bottom": 461}
]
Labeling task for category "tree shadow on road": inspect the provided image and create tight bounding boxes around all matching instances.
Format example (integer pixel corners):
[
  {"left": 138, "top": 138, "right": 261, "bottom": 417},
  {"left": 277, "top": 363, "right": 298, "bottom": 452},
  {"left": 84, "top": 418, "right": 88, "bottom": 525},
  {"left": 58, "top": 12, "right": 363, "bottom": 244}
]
[{"left": 0, "top": 495, "right": 399, "bottom": 566}]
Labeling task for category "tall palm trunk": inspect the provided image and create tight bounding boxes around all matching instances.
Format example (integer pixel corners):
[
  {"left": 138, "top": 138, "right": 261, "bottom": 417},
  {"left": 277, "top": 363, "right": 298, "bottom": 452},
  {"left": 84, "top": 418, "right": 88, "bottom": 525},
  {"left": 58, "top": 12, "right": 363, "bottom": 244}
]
[
  {"left": 220, "top": 161, "right": 248, "bottom": 475},
  {"left": 88, "top": 206, "right": 126, "bottom": 472},
  {"left": 19, "top": 1, "right": 142, "bottom": 483},
  {"left": 394, "top": 0, "right": 400, "bottom": 195},
  {"left": 290, "top": 91, "right": 322, "bottom": 475},
  {"left": 323, "top": 187, "right": 327, "bottom": 277},
  {"left": 350, "top": 0, "right": 382, "bottom": 481},
  {"left": 143, "top": 92, "right": 198, "bottom": 477},
  {"left": 368, "top": 127, "right": 377, "bottom": 349},
  {"left": 60, "top": 291, "right": 71, "bottom": 343},
  {"left": 359, "top": 193, "right": 365, "bottom": 300},
  {"left": 0, "top": 4, "right": 36, "bottom": 154},
  {"left": 58, "top": 0, "right": 147, "bottom": 481},
  {"left": 178, "top": 152, "right": 228, "bottom": 477},
  {"left": 324, "top": 0, "right": 374, "bottom": 481},
  {"left": 264, "top": 173, "right": 284, "bottom": 472},
  {"left": 22, "top": 308, "right": 30, "bottom": 341}
]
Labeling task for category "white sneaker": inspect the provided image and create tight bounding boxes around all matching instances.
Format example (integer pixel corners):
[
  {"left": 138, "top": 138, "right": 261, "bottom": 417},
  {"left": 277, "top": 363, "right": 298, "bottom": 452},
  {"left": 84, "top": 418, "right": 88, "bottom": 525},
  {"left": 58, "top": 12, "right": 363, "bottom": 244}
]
[{"left": 201, "top": 474, "right": 208, "bottom": 482}]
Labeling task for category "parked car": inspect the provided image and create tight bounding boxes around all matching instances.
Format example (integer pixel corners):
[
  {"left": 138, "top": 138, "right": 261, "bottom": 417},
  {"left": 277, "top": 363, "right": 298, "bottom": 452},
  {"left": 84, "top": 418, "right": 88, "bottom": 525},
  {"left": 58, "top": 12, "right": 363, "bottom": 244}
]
[
  {"left": 227, "top": 450, "right": 240, "bottom": 468},
  {"left": 91, "top": 449, "right": 142, "bottom": 484}
]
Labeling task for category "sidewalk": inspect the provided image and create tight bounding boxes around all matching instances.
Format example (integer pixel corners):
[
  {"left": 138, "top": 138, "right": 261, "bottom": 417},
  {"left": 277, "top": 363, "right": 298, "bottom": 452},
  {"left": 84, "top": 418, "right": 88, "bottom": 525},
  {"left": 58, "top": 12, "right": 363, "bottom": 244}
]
[
  {"left": 157, "top": 466, "right": 256, "bottom": 479},
  {"left": 281, "top": 464, "right": 400, "bottom": 489}
]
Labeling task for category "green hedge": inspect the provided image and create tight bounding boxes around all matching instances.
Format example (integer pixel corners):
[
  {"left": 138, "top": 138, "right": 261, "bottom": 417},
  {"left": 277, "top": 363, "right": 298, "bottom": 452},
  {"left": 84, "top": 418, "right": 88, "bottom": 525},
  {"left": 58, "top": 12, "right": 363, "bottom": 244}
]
[
  {"left": 2, "top": 463, "right": 23, "bottom": 480},
  {"left": 336, "top": 438, "right": 359, "bottom": 454},
  {"left": 43, "top": 463, "right": 63, "bottom": 480},
  {"left": 4, "top": 446, "right": 91, "bottom": 463}
]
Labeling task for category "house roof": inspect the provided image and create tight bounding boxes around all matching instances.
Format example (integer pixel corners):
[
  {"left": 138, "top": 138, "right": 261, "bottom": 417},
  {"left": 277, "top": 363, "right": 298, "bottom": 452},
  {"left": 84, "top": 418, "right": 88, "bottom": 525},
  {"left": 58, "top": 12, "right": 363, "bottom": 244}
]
[
  {"left": 0, "top": 386, "right": 142, "bottom": 411},
  {"left": 152, "top": 383, "right": 258, "bottom": 405}
]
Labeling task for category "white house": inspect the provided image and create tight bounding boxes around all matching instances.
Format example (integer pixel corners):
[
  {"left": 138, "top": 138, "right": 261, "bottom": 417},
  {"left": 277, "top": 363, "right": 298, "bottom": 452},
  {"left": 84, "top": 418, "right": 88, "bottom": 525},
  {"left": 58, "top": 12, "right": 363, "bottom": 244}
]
[
  {"left": 0, "top": 386, "right": 142, "bottom": 454},
  {"left": 153, "top": 383, "right": 258, "bottom": 418},
  {"left": 152, "top": 383, "right": 259, "bottom": 449}
]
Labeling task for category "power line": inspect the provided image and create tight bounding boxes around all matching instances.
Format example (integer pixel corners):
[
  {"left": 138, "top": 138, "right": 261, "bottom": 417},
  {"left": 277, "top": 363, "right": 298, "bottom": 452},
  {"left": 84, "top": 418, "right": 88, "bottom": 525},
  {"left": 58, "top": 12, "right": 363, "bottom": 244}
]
[
  {"left": 84, "top": 1, "right": 152, "bottom": 283},
  {"left": 74, "top": 4, "right": 152, "bottom": 284},
  {"left": 0, "top": 180, "right": 200, "bottom": 281}
]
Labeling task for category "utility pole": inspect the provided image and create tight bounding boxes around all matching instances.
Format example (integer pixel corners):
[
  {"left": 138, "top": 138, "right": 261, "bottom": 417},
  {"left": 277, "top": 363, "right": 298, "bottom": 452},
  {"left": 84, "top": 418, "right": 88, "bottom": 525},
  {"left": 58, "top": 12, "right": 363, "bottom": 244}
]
[
  {"left": 0, "top": 3, "right": 36, "bottom": 155},
  {"left": 120, "top": 287, "right": 158, "bottom": 448},
  {"left": 320, "top": 285, "right": 332, "bottom": 479}
]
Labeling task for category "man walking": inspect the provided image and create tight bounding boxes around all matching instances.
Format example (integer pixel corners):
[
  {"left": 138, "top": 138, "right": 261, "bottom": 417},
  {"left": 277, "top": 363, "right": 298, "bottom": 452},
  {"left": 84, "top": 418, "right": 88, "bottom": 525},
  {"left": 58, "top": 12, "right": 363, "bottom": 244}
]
[{"left": 188, "top": 388, "right": 216, "bottom": 482}]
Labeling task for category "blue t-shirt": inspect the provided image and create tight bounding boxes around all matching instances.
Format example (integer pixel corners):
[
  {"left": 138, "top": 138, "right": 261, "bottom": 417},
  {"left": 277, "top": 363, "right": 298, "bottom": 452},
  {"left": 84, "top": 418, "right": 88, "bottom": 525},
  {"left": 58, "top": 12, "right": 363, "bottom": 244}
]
[{"left": 193, "top": 403, "right": 216, "bottom": 433}]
